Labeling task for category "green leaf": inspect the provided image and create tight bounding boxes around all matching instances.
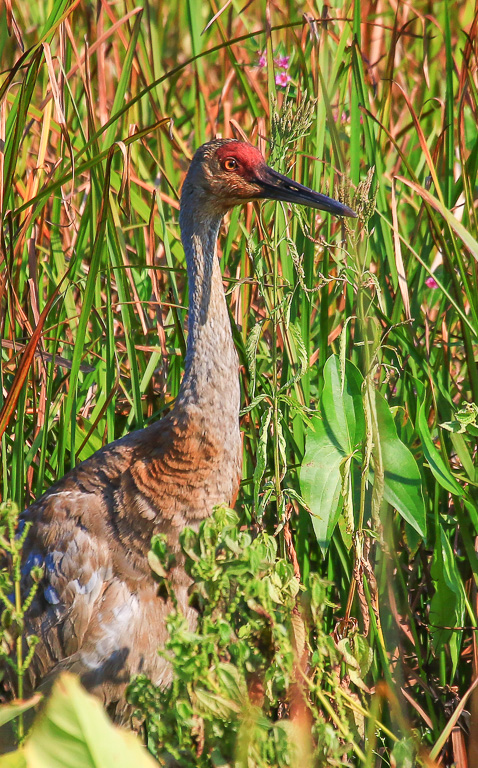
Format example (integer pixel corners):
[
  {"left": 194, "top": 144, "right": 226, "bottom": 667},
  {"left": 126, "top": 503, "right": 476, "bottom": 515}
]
[
  {"left": 375, "top": 392, "right": 426, "bottom": 539},
  {"left": 194, "top": 688, "right": 241, "bottom": 718},
  {"left": 390, "top": 736, "right": 417, "bottom": 768},
  {"left": 245, "top": 321, "right": 264, "bottom": 397},
  {"left": 20, "top": 674, "right": 156, "bottom": 768},
  {"left": 336, "top": 634, "right": 372, "bottom": 692},
  {"left": 301, "top": 356, "right": 365, "bottom": 553},
  {"left": 253, "top": 406, "right": 272, "bottom": 512},
  {"left": 398, "top": 174, "right": 478, "bottom": 263},
  {"left": 103, "top": 10, "right": 144, "bottom": 148},
  {"left": 430, "top": 526, "right": 465, "bottom": 675},
  {"left": 215, "top": 663, "right": 247, "bottom": 704},
  {"left": 0, "top": 695, "right": 41, "bottom": 728},
  {"left": 416, "top": 400, "right": 463, "bottom": 496},
  {"left": 321, "top": 356, "right": 365, "bottom": 449},
  {"left": 0, "top": 750, "right": 27, "bottom": 768}
]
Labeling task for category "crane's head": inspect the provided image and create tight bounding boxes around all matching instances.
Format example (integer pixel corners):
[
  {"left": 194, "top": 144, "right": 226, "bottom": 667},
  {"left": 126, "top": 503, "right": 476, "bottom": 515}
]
[{"left": 181, "top": 138, "right": 357, "bottom": 218}]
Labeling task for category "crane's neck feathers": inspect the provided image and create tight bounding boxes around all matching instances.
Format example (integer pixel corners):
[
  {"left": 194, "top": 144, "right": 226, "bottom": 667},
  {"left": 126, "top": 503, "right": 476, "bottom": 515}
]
[{"left": 176, "top": 199, "right": 240, "bottom": 422}]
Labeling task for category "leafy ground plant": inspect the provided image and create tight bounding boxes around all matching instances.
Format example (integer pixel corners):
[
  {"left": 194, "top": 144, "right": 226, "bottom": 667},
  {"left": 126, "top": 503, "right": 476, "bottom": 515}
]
[
  {"left": 128, "top": 507, "right": 411, "bottom": 767},
  {"left": 0, "top": 502, "right": 41, "bottom": 744}
]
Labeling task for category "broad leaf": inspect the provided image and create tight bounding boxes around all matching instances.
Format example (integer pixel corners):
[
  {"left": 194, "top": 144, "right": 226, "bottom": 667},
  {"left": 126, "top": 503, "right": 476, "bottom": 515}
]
[
  {"left": 390, "top": 737, "right": 417, "bottom": 768},
  {"left": 0, "top": 751, "right": 27, "bottom": 768},
  {"left": 16, "top": 674, "right": 156, "bottom": 768},
  {"left": 375, "top": 392, "right": 426, "bottom": 538},
  {"left": 302, "top": 355, "right": 426, "bottom": 551},
  {"left": 370, "top": 378, "right": 426, "bottom": 535},
  {"left": 301, "top": 356, "right": 364, "bottom": 553},
  {"left": 430, "top": 526, "right": 465, "bottom": 675},
  {"left": 416, "top": 399, "right": 463, "bottom": 496},
  {"left": 0, "top": 695, "right": 41, "bottom": 728}
]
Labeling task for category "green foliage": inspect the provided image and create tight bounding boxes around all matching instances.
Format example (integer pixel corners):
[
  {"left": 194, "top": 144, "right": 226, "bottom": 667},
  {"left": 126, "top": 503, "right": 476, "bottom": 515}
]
[
  {"left": 429, "top": 527, "right": 465, "bottom": 677},
  {"left": 128, "top": 507, "right": 376, "bottom": 767},
  {"left": 301, "top": 355, "right": 425, "bottom": 553},
  {"left": 0, "top": 674, "right": 156, "bottom": 768},
  {"left": 0, "top": 503, "right": 40, "bottom": 742},
  {"left": 374, "top": 391, "right": 425, "bottom": 536},
  {"left": 0, "top": 696, "right": 39, "bottom": 729}
]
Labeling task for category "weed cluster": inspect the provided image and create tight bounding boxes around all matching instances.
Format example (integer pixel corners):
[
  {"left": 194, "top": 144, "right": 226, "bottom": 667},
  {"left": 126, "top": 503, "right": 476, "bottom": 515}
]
[{"left": 129, "top": 507, "right": 386, "bottom": 766}]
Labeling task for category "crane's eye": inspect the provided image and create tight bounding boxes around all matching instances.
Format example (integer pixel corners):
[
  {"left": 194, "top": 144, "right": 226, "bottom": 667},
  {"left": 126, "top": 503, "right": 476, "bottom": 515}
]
[{"left": 224, "top": 158, "right": 238, "bottom": 171}]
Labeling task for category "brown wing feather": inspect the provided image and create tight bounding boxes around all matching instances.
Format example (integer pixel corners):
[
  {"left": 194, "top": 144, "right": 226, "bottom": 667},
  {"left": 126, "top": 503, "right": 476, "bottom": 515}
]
[{"left": 5, "top": 410, "right": 240, "bottom": 718}]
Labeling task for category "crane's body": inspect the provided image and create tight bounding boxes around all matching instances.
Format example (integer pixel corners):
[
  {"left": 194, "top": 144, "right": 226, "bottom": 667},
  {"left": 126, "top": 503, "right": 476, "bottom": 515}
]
[{"left": 5, "top": 140, "right": 355, "bottom": 719}]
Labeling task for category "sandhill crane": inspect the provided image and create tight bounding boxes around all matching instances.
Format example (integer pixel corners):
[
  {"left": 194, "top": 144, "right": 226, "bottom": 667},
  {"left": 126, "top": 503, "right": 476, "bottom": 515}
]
[{"left": 5, "top": 139, "right": 356, "bottom": 720}]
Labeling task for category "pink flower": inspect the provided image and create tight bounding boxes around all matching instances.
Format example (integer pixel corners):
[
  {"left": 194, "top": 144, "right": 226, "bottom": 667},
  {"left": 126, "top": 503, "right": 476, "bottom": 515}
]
[
  {"left": 275, "top": 71, "right": 292, "bottom": 87},
  {"left": 274, "top": 55, "right": 290, "bottom": 69},
  {"left": 425, "top": 276, "right": 438, "bottom": 289},
  {"left": 257, "top": 51, "right": 266, "bottom": 68}
]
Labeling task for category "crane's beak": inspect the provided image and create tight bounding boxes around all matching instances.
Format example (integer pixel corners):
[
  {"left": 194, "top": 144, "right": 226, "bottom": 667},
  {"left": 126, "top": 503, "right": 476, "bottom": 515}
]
[{"left": 256, "top": 165, "right": 357, "bottom": 218}]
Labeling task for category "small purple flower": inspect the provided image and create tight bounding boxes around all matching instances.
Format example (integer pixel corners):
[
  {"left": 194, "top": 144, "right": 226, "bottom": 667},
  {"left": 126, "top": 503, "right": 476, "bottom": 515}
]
[
  {"left": 275, "top": 71, "right": 292, "bottom": 87},
  {"left": 257, "top": 51, "right": 266, "bottom": 68},
  {"left": 275, "top": 55, "right": 290, "bottom": 70},
  {"left": 425, "top": 276, "right": 438, "bottom": 289}
]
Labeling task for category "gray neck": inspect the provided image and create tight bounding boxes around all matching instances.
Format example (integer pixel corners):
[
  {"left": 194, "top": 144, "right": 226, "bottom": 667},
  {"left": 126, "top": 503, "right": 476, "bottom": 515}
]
[{"left": 176, "top": 203, "right": 240, "bottom": 420}]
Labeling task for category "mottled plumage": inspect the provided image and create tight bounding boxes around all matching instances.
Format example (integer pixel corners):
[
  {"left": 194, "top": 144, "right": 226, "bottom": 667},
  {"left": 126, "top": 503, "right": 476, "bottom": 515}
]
[{"left": 4, "top": 139, "right": 356, "bottom": 720}]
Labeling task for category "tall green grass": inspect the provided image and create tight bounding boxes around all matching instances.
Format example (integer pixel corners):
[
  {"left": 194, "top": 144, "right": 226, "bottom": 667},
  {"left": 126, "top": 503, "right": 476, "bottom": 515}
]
[{"left": 1, "top": 0, "right": 478, "bottom": 764}]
